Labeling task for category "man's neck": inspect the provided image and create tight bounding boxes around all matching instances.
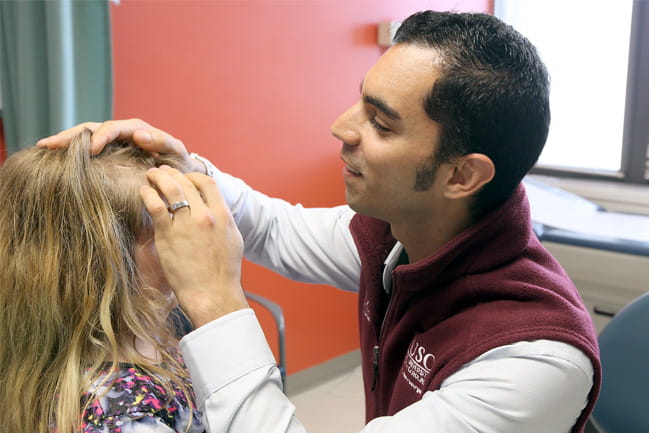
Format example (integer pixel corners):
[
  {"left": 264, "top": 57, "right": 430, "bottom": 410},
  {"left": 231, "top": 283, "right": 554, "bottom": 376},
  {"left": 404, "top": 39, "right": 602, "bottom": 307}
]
[{"left": 390, "top": 205, "right": 472, "bottom": 264}]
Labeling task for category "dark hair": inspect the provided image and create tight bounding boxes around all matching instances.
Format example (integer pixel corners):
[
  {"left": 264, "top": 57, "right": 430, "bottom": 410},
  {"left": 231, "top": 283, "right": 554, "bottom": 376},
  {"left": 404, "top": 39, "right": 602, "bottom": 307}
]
[{"left": 394, "top": 11, "right": 550, "bottom": 219}]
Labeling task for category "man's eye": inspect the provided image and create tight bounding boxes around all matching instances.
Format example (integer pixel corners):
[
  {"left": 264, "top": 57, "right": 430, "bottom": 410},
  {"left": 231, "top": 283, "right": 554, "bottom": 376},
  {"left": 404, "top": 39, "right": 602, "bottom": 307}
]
[{"left": 370, "top": 117, "right": 390, "bottom": 133}]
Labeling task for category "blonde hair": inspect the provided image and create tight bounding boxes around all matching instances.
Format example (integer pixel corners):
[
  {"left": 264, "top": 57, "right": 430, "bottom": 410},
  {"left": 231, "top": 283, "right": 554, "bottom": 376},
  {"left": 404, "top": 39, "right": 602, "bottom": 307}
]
[{"left": 0, "top": 130, "right": 193, "bottom": 433}]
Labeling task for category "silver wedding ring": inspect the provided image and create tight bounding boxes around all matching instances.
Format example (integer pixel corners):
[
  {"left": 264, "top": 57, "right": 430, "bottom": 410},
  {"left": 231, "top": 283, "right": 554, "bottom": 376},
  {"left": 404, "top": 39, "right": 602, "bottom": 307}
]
[{"left": 167, "top": 200, "right": 190, "bottom": 213}]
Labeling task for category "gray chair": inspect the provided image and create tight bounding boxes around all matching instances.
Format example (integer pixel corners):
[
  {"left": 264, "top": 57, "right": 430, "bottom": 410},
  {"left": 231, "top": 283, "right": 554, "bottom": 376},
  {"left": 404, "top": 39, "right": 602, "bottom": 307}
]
[
  {"left": 587, "top": 291, "right": 649, "bottom": 432},
  {"left": 170, "top": 290, "right": 287, "bottom": 387},
  {"left": 244, "top": 291, "right": 287, "bottom": 386}
]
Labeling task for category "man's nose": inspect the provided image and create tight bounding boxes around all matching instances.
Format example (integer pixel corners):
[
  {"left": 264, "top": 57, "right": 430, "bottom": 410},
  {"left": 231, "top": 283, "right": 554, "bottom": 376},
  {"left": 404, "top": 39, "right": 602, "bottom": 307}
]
[{"left": 331, "top": 103, "right": 361, "bottom": 146}]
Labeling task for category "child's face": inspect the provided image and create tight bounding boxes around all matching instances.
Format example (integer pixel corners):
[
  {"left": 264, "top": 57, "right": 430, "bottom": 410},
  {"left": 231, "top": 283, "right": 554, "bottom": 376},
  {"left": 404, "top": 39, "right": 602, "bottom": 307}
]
[{"left": 134, "top": 237, "right": 177, "bottom": 309}]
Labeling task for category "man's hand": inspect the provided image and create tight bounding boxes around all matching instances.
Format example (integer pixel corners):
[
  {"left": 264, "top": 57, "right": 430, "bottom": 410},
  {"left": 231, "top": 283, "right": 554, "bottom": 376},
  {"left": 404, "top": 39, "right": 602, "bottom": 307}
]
[
  {"left": 36, "top": 118, "right": 205, "bottom": 174},
  {"left": 140, "top": 166, "right": 248, "bottom": 327}
]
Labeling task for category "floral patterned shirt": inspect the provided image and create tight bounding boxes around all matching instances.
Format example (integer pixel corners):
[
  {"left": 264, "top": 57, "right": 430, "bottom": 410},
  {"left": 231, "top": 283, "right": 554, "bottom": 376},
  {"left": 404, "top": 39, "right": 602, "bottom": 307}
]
[{"left": 81, "top": 364, "right": 205, "bottom": 433}]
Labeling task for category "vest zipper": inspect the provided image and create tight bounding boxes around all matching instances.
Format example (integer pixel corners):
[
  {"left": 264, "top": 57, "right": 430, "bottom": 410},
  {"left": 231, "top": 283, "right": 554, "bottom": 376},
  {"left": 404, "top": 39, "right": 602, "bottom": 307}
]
[
  {"left": 373, "top": 248, "right": 405, "bottom": 413},
  {"left": 374, "top": 275, "right": 401, "bottom": 415},
  {"left": 371, "top": 345, "right": 380, "bottom": 391}
]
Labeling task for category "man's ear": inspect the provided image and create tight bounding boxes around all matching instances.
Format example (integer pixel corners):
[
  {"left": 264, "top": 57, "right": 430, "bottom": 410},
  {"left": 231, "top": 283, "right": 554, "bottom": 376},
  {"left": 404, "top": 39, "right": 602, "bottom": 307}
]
[{"left": 443, "top": 153, "right": 495, "bottom": 199}]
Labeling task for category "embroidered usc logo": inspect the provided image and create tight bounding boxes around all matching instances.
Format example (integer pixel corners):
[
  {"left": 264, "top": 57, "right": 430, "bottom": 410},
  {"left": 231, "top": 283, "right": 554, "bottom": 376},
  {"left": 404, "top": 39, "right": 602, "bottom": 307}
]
[
  {"left": 401, "top": 340, "right": 436, "bottom": 395},
  {"left": 408, "top": 340, "right": 436, "bottom": 371}
]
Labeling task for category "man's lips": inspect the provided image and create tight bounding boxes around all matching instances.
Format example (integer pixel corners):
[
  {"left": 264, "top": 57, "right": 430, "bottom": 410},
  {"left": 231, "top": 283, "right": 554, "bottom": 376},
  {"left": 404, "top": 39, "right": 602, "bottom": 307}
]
[
  {"left": 345, "top": 164, "right": 361, "bottom": 175},
  {"left": 342, "top": 165, "right": 363, "bottom": 180},
  {"left": 341, "top": 158, "right": 362, "bottom": 176}
]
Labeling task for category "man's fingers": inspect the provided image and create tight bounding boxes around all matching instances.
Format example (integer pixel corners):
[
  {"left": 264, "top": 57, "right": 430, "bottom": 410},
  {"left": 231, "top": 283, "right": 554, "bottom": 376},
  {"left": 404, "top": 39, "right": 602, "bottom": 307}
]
[
  {"left": 35, "top": 118, "right": 152, "bottom": 154},
  {"left": 36, "top": 119, "right": 191, "bottom": 162},
  {"left": 135, "top": 128, "right": 188, "bottom": 158},
  {"left": 157, "top": 167, "right": 208, "bottom": 214},
  {"left": 140, "top": 167, "right": 246, "bottom": 326},
  {"left": 90, "top": 118, "right": 154, "bottom": 154},
  {"left": 36, "top": 122, "right": 101, "bottom": 148},
  {"left": 145, "top": 167, "right": 189, "bottom": 209},
  {"left": 92, "top": 120, "right": 188, "bottom": 158},
  {"left": 186, "top": 172, "right": 226, "bottom": 210},
  {"left": 139, "top": 185, "right": 172, "bottom": 231}
]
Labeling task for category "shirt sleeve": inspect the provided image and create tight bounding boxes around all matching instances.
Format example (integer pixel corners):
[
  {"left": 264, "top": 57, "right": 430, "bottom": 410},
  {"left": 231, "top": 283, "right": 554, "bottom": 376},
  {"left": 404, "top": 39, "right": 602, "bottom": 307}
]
[
  {"left": 202, "top": 159, "right": 361, "bottom": 293},
  {"left": 180, "top": 309, "right": 594, "bottom": 433}
]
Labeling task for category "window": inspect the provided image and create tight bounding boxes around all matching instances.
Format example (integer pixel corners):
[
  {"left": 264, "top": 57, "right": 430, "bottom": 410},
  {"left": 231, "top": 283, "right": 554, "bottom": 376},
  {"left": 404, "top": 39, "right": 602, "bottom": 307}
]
[{"left": 495, "top": 0, "right": 649, "bottom": 183}]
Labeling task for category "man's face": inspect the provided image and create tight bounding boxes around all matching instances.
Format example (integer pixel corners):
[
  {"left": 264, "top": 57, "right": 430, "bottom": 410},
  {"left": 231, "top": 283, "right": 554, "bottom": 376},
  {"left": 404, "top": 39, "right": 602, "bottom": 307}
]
[{"left": 331, "top": 44, "right": 446, "bottom": 224}]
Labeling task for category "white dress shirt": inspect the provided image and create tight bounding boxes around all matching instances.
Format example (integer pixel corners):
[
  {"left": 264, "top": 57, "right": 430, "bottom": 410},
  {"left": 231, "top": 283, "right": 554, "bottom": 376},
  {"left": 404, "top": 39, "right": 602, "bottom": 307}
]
[{"left": 178, "top": 164, "right": 594, "bottom": 433}]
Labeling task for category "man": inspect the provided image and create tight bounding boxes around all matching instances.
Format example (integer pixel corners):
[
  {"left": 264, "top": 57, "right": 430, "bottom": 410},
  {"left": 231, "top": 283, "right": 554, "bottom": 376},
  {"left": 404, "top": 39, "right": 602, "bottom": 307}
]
[{"left": 40, "top": 11, "right": 600, "bottom": 433}]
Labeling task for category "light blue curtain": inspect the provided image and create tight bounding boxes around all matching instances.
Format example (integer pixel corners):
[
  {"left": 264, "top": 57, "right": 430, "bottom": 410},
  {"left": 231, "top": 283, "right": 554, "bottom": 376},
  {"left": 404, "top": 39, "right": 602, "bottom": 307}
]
[{"left": 0, "top": 0, "right": 112, "bottom": 154}]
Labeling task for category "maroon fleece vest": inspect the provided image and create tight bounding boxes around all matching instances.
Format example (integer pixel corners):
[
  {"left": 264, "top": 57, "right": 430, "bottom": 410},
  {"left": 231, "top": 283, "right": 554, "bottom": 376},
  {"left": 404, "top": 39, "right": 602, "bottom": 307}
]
[{"left": 349, "top": 184, "right": 601, "bottom": 433}]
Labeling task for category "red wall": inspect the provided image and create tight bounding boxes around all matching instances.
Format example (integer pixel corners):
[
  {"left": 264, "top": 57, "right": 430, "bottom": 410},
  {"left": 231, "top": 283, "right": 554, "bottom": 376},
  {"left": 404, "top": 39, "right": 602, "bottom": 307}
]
[{"left": 110, "top": 0, "right": 491, "bottom": 374}]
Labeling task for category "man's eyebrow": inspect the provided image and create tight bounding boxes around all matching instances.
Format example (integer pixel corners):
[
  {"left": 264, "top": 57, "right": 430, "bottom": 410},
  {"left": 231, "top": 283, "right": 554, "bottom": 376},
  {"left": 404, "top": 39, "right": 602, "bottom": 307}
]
[
  {"left": 363, "top": 94, "right": 401, "bottom": 121},
  {"left": 359, "top": 80, "right": 401, "bottom": 121}
]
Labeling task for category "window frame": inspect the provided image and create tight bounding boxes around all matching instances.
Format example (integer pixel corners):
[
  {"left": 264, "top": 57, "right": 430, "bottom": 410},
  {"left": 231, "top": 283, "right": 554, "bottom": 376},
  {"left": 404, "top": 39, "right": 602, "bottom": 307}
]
[{"left": 496, "top": 0, "right": 649, "bottom": 185}]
